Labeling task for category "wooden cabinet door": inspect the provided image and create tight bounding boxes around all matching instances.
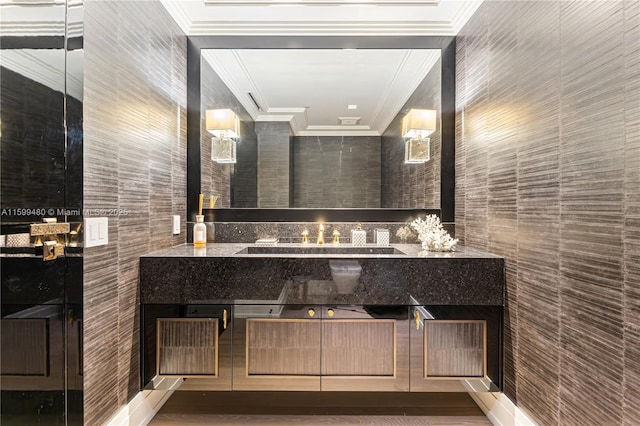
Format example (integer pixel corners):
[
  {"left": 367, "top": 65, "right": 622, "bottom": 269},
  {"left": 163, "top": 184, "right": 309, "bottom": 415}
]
[
  {"left": 157, "top": 318, "right": 219, "bottom": 377},
  {"left": 410, "top": 308, "right": 487, "bottom": 392},
  {"left": 232, "top": 307, "right": 321, "bottom": 391},
  {"left": 320, "top": 306, "right": 409, "bottom": 392}
]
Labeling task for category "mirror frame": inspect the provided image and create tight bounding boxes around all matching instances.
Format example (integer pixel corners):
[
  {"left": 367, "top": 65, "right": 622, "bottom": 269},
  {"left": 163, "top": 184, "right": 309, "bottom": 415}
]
[{"left": 187, "top": 36, "right": 455, "bottom": 222}]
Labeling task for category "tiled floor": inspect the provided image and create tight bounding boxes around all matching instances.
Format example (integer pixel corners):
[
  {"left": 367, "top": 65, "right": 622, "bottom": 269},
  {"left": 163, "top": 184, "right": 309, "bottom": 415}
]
[{"left": 149, "top": 391, "right": 491, "bottom": 426}]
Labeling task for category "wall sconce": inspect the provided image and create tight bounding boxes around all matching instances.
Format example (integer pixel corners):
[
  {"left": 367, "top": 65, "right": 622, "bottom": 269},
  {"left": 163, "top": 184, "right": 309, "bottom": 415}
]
[
  {"left": 402, "top": 108, "right": 436, "bottom": 164},
  {"left": 206, "top": 108, "right": 239, "bottom": 163}
]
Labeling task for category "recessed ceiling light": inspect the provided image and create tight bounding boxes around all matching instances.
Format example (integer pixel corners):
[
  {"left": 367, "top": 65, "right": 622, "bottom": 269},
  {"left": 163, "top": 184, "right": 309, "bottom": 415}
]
[{"left": 348, "top": 104, "right": 357, "bottom": 110}]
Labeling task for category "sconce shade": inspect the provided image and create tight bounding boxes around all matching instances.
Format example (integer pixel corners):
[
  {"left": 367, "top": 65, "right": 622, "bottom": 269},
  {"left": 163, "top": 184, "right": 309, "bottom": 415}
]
[
  {"left": 402, "top": 108, "right": 436, "bottom": 138},
  {"left": 206, "top": 108, "right": 239, "bottom": 138}
]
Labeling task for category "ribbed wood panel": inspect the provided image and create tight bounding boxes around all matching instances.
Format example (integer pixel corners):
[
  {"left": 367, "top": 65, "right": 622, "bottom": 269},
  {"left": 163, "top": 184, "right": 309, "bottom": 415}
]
[
  {"left": 246, "top": 319, "right": 321, "bottom": 376},
  {"left": 424, "top": 321, "right": 484, "bottom": 378},
  {"left": 158, "top": 319, "right": 218, "bottom": 376},
  {"left": 456, "top": 0, "right": 637, "bottom": 424},
  {"left": 0, "top": 319, "right": 48, "bottom": 376},
  {"left": 321, "top": 320, "right": 395, "bottom": 376},
  {"left": 83, "top": 1, "right": 186, "bottom": 424}
]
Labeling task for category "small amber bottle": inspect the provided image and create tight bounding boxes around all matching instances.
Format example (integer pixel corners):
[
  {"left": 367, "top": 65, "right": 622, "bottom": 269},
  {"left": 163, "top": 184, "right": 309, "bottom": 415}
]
[{"left": 193, "top": 215, "right": 207, "bottom": 248}]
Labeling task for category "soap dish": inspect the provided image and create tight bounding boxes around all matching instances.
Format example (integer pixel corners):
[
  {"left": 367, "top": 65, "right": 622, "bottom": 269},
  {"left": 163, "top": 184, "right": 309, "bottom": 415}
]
[{"left": 255, "top": 238, "right": 279, "bottom": 246}]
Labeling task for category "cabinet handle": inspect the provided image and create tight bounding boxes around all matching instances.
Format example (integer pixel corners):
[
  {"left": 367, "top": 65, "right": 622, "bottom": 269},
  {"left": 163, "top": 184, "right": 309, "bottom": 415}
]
[
  {"left": 415, "top": 310, "right": 421, "bottom": 330},
  {"left": 308, "top": 308, "right": 316, "bottom": 317},
  {"left": 327, "top": 308, "right": 334, "bottom": 318},
  {"left": 223, "top": 309, "right": 228, "bottom": 329}
]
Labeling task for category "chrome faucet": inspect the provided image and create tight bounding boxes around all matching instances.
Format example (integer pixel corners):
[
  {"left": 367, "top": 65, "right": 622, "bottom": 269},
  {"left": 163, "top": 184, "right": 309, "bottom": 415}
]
[{"left": 317, "top": 223, "right": 325, "bottom": 245}]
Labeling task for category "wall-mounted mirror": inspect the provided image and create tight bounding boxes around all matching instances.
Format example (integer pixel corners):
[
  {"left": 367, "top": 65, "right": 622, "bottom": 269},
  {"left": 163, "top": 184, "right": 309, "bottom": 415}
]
[
  {"left": 200, "top": 48, "right": 442, "bottom": 210},
  {"left": 187, "top": 36, "right": 455, "bottom": 222}
]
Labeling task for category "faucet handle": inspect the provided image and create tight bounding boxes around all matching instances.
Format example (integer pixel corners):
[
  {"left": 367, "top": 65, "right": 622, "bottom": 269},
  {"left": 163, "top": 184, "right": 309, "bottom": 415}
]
[
  {"left": 301, "top": 229, "right": 309, "bottom": 244},
  {"left": 332, "top": 229, "right": 340, "bottom": 244}
]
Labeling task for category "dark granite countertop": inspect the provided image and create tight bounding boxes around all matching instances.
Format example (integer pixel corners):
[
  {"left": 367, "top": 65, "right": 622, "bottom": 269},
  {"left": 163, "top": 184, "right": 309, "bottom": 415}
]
[
  {"left": 142, "top": 243, "right": 503, "bottom": 259},
  {"left": 140, "top": 243, "right": 504, "bottom": 306}
]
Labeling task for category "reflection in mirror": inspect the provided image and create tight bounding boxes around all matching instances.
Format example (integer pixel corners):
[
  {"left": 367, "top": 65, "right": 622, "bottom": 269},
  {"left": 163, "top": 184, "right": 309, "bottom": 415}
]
[
  {"left": 1, "top": 0, "right": 84, "bottom": 423},
  {"left": 200, "top": 49, "right": 441, "bottom": 210}
]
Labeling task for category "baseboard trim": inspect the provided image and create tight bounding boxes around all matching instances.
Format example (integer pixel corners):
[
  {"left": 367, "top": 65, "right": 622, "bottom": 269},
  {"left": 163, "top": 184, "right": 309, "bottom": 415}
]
[
  {"left": 466, "top": 383, "right": 537, "bottom": 426},
  {"left": 105, "top": 378, "right": 182, "bottom": 426}
]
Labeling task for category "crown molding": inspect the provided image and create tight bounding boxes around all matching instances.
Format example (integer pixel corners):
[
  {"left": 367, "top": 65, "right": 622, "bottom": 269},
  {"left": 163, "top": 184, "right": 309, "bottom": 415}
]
[
  {"left": 159, "top": 0, "right": 192, "bottom": 34},
  {"left": 0, "top": 21, "right": 65, "bottom": 36},
  {"left": 204, "top": 0, "right": 438, "bottom": 4},
  {"left": 188, "top": 20, "right": 454, "bottom": 36},
  {"left": 450, "top": 0, "right": 483, "bottom": 34}
]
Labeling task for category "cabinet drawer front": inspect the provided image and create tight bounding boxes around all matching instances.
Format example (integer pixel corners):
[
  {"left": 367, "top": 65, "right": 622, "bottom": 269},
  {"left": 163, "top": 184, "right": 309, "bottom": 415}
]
[
  {"left": 157, "top": 318, "right": 218, "bottom": 377},
  {"left": 247, "top": 319, "right": 321, "bottom": 376},
  {"left": 322, "top": 320, "right": 395, "bottom": 377},
  {"left": 424, "top": 320, "right": 486, "bottom": 378}
]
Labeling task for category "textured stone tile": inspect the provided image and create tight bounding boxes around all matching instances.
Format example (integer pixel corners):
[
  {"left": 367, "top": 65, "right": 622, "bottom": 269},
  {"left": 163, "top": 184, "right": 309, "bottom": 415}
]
[
  {"left": 456, "top": 0, "right": 635, "bottom": 424},
  {"left": 294, "top": 135, "right": 380, "bottom": 208},
  {"left": 83, "top": 1, "right": 186, "bottom": 424},
  {"left": 382, "top": 60, "right": 441, "bottom": 210}
]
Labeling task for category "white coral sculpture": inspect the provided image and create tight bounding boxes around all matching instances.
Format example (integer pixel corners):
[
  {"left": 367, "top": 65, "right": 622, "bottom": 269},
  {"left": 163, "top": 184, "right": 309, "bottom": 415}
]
[{"left": 410, "top": 214, "right": 458, "bottom": 252}]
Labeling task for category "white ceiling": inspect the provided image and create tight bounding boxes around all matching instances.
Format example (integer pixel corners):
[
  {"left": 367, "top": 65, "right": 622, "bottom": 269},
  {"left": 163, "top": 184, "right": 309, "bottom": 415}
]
[
  {"left": 165, "top": 0, "right": 482, "bottom": 136},
  {"left": 203, "top": 48, "right": 441, "bottom": 136}
]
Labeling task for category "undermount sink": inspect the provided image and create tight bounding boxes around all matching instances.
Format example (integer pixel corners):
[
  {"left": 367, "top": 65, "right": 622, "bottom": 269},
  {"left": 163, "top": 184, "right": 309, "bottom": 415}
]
[{"left": 235, "top": 245, "right": 406, "bottom": 255}]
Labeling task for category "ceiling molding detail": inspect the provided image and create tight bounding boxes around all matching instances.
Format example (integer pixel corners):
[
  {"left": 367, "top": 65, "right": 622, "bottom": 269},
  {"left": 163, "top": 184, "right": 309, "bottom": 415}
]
[
  {"left": 0, "top": 49, "right": 85, "bottom": 101},
  {"left": 204, "top": 0, "right": 438, "bottom": 4},
  {"left": 160, "top": 0, "right": 483, "bottom": 36},
  {"left": 0, "top": 20, "right": 65, "bottom": 36},
  {"left": 159, "top": 0, "right": 192, "bottom": 34},
  {"left": 450, "top": 0, "right": 483, "bottom": 34},
  {"left": 188, "top": 21, "right": 454, "bottom": 36}
]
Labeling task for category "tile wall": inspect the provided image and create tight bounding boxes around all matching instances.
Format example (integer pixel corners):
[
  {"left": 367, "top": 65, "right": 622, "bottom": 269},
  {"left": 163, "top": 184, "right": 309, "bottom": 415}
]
[
  {"left": 83, "top": 1, "right": 187, "bottom": 424},
  {"left": 256, "top": 121, "right": 291, "bottom": 207},
  {"left": 382, "top": 58, "right": 441, "bottom": 209},
  {"left": 456, "top": 1, "right": 639, "bottom": 424},
  {"left": 201, "top": 59, "right": 257, "bottom": 208},
  {"left": 293, "top": 135, "right": 382, "bottom": 208}
]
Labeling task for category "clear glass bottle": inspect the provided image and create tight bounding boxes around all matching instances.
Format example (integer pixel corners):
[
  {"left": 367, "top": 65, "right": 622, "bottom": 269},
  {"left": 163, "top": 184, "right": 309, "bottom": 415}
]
[{"left": 193, "top": 215, "right": 207, "bottom": 248}]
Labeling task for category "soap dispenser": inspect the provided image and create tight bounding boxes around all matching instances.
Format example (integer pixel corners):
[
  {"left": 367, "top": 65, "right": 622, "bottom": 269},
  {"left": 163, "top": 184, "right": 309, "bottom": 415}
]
[
  {"left": 351, "top": 223, "right": 367, "bottom": 246},
  {"left": 193, "top": 194, "right": 207, "bottom": 248}
]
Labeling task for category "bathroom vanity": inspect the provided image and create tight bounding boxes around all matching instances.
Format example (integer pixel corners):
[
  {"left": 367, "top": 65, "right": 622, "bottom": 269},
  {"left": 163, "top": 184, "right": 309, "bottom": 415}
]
[{"left": 139, "top": 243, "right": 504, "bottom": 394}]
